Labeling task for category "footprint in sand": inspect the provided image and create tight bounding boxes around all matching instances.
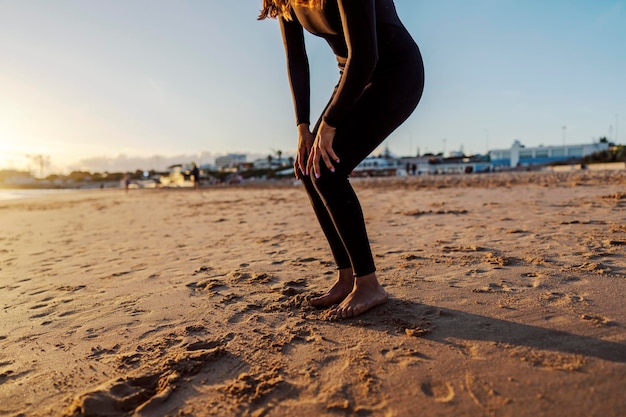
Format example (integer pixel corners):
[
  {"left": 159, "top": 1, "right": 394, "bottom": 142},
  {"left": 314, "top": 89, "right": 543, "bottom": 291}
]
[
  {"left": 280, "top": 279, "right": 307, "bottom": 296},
  {"left": 472, "top": 282, "right": 517, "bottom": 294},
  {"left": 186, "top": 277, "right": 229, "bottom": 293},
  {"left": 540, "top": 291, "right": 585, "bottom": 307},
  {"left": 219, "top": 367, "right": 286, "bottom": 404},
  {"left": 381, "top": 346, "right": 429, "bottom": 366},
  {"left": 67, "top": 342, "right": 226, "bottom": 416},
  {"left": 465, "top": 373, "right": 510, "bottom": 409},
  {"left": 421, "top": 379, "right": 455, "bottom": 403},
  {"left": 520, "top": 271, "right": 546, "bottom": 288},
  {"left": 227, "top": 270, "right": 274, "bottom": 285},
  {"left": 580, "top": 313, "right": 614, "bottom": 327},
  {"left": 503, "top": 345, "right": 586, "bottom": 371},
  {"left": 184, "top": 325, "right": 207, "bottom": 335},
  {"left": 483, "top": 252, "right": 514, "bottom": 267},
  {"left": 249, "top": 273, "right": 273, "bottom": 284},
  {"left": 66, "top": 373, "right": 174, "bottom": 416}
]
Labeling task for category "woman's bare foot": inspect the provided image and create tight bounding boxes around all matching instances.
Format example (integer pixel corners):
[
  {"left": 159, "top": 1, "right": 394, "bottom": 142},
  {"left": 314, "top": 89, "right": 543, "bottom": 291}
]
[
  {"left": 327, "top": 273, "right": 388, "bottom": 319},
  {"left": 310, "top": 268, "right": 354, "bottom": 308}
]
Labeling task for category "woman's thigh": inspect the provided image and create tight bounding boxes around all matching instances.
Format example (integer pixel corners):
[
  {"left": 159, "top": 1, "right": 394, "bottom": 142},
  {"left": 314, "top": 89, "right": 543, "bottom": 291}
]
[{"left": 331, "top": 60, "right": 424, "bottom": 174}]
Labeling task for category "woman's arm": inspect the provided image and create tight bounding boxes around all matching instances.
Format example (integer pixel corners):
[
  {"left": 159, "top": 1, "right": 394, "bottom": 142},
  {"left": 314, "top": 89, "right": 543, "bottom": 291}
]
[
  {"left": 279, "top": 15, "right": 311, "bottom": 127},
  {"left": 322, "top": 0, "right": 378, "bottom": 128},
  {"left": 279, "top": 15, "right": 315, "bottom": 178}
]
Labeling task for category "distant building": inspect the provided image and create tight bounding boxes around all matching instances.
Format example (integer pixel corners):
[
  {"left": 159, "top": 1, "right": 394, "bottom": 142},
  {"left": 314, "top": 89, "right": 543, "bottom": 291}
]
[
  {"left": 429, "top": 155, "right": 491, "bottom": 174},
  {"left": 352, "top": 156, "right": 399, "bottom": 177},
  {"left": 399, "top": 156, "right": 433, "bottom": 175},
  {"left": 398, "top": 155, "right": 490, "bottom": 175},
  {"left": 0, "top": 169, "right": 37, "bottom": 186},
  {"left": 251, "top": 157, "right": 291, "bottom": 170},
  {"left": 215, "top": 154, "right": 247, "bottom": 171},
  {"left": 489, "top": 140, "right": 609, "bottom": 168}
]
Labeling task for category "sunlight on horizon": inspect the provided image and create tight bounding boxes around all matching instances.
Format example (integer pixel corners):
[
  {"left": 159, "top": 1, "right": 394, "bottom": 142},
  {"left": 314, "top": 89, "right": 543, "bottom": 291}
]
[
  {"left": 0, "top": 139, "right": 30, "bottom": 171},
  {"left": 0, "top": 127, "right": 74, "bottom": 173}
]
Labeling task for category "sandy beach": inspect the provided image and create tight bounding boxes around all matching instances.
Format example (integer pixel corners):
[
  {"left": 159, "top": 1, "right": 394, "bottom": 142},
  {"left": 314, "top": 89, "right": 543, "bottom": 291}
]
[{"left": 1, "top": 170, "right": 625, "bottom": 417}]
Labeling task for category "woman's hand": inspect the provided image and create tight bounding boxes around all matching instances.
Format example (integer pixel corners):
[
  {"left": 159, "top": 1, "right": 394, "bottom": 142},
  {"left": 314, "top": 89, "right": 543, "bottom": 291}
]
[
  {"left": 295, "top": 123, "right": 314, "bottom": 179},
  {"left": 307, "top": 120, "right": 340, "bottom": 178}
]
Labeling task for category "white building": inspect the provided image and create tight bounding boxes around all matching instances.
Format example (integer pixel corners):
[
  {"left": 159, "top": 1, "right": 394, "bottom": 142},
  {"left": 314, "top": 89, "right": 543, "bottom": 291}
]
[
  {"left": 215, "top": 154, "right": 247, "bottom": 170},
  {"left": 489, "top": 140, "right": 609, "bottom": 168}
]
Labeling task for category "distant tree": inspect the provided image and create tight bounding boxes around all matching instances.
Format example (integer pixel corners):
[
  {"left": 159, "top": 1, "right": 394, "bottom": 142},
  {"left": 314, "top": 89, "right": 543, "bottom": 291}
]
[
  {"left": 68, "top": 171, "right": 91, "bottom": 182},
  {"left": 599, "top": 137, "right": 608, "bottom": 143},
  {"left": 582, "top": 145, "right": 626, "bottom": 164}
]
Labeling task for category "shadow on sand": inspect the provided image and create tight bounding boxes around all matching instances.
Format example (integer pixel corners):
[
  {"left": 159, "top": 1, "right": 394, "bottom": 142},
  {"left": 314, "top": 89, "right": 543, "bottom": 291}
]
[{"left": 350, "top": 298, "right": 626, "bottom": 364}]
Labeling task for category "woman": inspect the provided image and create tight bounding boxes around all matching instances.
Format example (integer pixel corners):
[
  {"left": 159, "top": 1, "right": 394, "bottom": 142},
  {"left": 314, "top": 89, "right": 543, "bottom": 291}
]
[{"left": 259, "top": 0, "right": 424, "bottom": 319}]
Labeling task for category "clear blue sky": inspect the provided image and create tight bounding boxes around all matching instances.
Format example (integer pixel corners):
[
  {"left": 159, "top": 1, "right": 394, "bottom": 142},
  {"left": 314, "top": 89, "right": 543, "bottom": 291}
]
[{"left": 1, "top": 0, "right": 625, "bottom": 174}]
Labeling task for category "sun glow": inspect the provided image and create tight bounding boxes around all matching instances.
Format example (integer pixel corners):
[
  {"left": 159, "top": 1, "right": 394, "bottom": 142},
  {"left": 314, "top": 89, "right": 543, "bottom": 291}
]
[
  {"left": 0, "top": 127, "right": 57, "bottom": 175},
  {"left": 0, "top": 131, "right": 29, "bottom": 171}
]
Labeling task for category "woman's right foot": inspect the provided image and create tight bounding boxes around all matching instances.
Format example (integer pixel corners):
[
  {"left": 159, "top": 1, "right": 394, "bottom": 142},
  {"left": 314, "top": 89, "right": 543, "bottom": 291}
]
[
  {"left": 326, "top": 273, "right": 388, "bottom": 319},
  {"left": 310, "top": 268, "right": 354, "bottom": 308}
]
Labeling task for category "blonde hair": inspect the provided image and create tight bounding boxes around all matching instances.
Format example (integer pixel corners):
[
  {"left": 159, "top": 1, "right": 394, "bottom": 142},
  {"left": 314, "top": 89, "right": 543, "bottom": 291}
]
[{"left": 258, "top": 0, "right": 325, "bottom": 20}]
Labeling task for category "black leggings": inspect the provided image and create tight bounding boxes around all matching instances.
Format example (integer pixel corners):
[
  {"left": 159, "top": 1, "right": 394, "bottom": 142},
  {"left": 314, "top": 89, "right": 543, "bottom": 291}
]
[{"left": 301, "top": 32, "right": 424, "bottom": 277}]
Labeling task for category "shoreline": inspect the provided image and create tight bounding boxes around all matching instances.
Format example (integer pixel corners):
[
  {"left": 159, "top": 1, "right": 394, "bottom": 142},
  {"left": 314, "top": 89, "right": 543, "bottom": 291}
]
[{"left": 2, "top": 168, "right": 626, "bottom": 196}]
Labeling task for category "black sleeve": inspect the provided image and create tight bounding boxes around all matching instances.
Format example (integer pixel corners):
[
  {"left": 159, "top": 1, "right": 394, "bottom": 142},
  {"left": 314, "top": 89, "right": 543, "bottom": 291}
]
[
  {"left": 279, "top": 15, "right": 311, "bottom": 126},
  {"left": 323, "top": 0, "right": 378, "bottom": 127}
]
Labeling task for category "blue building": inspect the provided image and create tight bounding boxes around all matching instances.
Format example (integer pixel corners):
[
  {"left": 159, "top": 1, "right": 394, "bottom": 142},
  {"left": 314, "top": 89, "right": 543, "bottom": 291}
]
[{"left": 489, "top": 140, "right": 609, "bottom": 168}]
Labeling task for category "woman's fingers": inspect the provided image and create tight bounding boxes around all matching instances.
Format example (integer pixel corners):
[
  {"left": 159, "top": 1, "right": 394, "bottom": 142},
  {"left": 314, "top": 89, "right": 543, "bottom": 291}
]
[
  {"left": 327, "top": 147, "right": 340, "bottom": 165},
  {"left": 307, "top": 122, "right": 338, "bottom": 178},
  {"left": 306, "top": 148, "right": 317, "bottom": 178},
  {"left": 309, "top": 120, "right": 338, "bottom": 178},
  {"left": 297, "top": 151, "right": 306, "bottom": 177},
  {"left": 319, "top": 149, "right": 335, "bottom": 174},
  {"left": 294, "top": 160, "right": 301, "bottom": 179},
  {"left": 310, "top": 146, "right": 339, "bottom": 178},
  {"left": 296, "top": 126, "right": 314, "bottom": 177}
]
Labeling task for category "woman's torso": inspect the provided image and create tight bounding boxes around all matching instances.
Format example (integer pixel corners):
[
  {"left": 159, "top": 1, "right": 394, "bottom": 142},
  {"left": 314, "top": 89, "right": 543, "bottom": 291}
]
[{"left": 292, "top": 0, "right": 411, "bottom": 63}]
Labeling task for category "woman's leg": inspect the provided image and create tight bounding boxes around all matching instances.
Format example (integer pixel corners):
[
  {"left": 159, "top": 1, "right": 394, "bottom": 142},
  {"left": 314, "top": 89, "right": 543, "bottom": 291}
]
[
  {"left": 300, "top": 173, "right": 352, "bottom": 272},
  {"left": 299, "top": 104, "right": 356, "bottom": 308},
  {"left": 311, "top": 40, "right": 424, "bottom": 318}
]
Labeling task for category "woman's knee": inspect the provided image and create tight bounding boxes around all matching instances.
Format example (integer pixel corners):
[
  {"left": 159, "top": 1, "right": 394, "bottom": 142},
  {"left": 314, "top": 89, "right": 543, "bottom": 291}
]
[{"left": 312, "top": 173, "right": 355, "bottom": 207}]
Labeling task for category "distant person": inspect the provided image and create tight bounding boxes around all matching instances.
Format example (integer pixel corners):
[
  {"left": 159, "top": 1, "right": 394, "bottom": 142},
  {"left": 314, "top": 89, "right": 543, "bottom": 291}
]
[
  {"left": 123, "top": 173, "right": 131, "bottom": 193},
  {"left": 259, "top": 0, "right": 424, "bottom": 319},
  {"left": 191, "top": 163, "right": 200, "bottom": 190}
]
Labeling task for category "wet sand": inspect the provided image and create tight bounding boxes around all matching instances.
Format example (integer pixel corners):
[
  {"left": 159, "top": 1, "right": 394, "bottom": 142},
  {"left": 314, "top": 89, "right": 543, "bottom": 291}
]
[{"left": 1, "top": 170, "right": 625, "bottom": 416}]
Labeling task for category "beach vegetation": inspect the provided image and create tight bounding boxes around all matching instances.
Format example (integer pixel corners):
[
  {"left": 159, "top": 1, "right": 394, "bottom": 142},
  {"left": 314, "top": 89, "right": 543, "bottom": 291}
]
[{"left": 582, "top": 144, "right": 625, "bottom": 164}]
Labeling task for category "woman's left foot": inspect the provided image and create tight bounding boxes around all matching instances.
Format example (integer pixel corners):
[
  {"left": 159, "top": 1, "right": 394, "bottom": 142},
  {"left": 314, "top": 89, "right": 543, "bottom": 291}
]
[
  {"left": 310, "top": 268, "right": 354, "bottom": 308},
  {"left": 327, "top": 273, "right": 388, "bottom": 319}
]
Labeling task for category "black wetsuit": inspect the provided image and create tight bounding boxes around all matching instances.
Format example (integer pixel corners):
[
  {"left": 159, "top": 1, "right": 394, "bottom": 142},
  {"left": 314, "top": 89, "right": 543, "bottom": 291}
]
[{"left": 280, "top": 0, "right": 424, "bottom": 277}]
